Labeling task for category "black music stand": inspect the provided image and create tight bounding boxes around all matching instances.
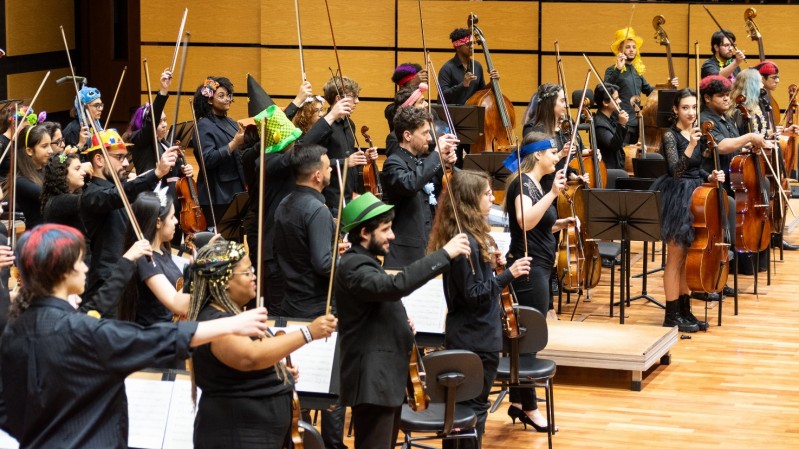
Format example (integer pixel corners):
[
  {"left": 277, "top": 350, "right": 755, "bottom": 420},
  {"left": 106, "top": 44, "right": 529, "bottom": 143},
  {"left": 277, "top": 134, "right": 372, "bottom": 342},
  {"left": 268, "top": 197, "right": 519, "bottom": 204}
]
[
  {"left": 463, "top": 153, "right": 511, "bottom": 191},
  {"left": 217, "top": 192, "right": 250, "bottom": 242},
  {"left": 431, "top": 105, "right": 484, "bottom": 145},
  {"left": 585, "top": 189, "right": 663, "bottom": 324},
  {"left": 167, "top": 120, "right": 195, "bottom": 147}
]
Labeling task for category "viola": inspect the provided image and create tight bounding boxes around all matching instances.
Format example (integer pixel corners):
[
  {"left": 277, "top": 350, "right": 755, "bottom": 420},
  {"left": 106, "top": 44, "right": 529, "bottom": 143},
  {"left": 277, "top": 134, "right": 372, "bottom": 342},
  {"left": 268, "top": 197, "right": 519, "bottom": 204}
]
[
  {"left": 173, "top": 141, "right": 207, "bottom": 240},
  {"left": 686, "top": 121, "right": 731, "bottom": 293},
  {"left": 729, "top": 95, "right": 771, "bottom": 253},
  {"left": 465, "top": 14, "right": 516, "bottom": 153},
  {"left": 406, "top": 343, "right": 429, "bottom": 412},
  {"left": 360, "top": 125, "right": 383, "bottom": 199}
]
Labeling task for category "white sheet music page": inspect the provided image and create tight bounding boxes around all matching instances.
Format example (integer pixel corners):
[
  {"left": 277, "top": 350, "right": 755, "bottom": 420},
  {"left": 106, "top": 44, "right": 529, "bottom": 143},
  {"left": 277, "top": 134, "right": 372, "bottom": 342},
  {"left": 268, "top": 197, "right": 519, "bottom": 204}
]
[
  {"left": 271, "top": 327, "right": 337, "bottom": 394},
  {"left": 0, "top": 428, "right": 18, "bottom": 449},
  {"left": 489, "top": 231, "right": 511, "bottom": 258},
  {"left": 401, "top": 277, "right": 447, "bottom": 334},
  {"left": 162, "top": 378, "right": 199, "bottom": 449},
  {"left": 125, "top": 378, "right": 173, "bottom": 449}
]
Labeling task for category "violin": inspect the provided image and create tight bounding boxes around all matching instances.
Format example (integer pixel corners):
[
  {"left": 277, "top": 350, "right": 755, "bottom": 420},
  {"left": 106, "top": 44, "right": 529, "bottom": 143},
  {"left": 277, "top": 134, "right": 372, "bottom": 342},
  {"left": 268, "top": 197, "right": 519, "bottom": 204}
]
[
  {"left": 406, "top": 343, "right": 429, "bottom": 411},
  {"left": 173, "top": 140, "right": 207, "bottom": 246},
  {"left": 729, "top": 95, "right": 771, "bottom": 253},
  {"left": 275, "top": 330, "right": 304, "bottom": 449},
  {"left": 686, "top": 121, "right": 730, "bottom": 293},
  {"left": 465, "top": 14, "right": 517, "bottom": 153},
  {"left": 360, "top": 125, "right": 382, "bottom": 199},
  {"left": 487, "top": 238, "right": 521, "bottom": 341}
]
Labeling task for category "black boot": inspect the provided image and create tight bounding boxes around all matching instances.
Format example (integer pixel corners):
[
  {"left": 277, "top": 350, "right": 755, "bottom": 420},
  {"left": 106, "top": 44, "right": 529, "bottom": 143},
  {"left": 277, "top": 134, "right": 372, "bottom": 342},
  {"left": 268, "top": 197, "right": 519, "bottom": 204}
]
[
  {"left": 679, "top": 294, "right": 708, "bottom": 331},
  {"left": 663, "top": 299, "right": 699, "bottom": 332}
]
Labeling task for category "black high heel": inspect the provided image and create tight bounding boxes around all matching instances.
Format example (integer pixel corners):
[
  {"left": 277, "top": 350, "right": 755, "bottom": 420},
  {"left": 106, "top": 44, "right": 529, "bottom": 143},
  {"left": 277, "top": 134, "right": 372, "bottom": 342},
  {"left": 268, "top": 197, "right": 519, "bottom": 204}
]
[{"left": 507, "top": 406, "right": 550, "bottom": 433}]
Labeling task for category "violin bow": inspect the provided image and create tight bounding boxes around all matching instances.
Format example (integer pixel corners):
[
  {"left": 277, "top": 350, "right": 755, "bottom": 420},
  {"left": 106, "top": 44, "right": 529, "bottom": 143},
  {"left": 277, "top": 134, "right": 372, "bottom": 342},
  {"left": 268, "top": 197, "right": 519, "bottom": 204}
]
[
  {"left": 427, "top": 57, "right": 475, "bottom": 276},
  {"left": 417, "top": 0, "right": 431, "bottom": 105},
  {"left": 323, "top": 1, "right": 361, "bottom": 152},
  {"left": 0, "top": 71, "right": 50, "bottom": 167},
  {"left": 103, "top": 66, "right": 126, "bottom": 130},
  {"left": 695, "top": 41, "right": 701, "bottom": 129},
  {"left": 623, "top": 4, "right": 636, "bottom": 44},
  {"left": 470, "top": 11, "right": 475, "bottom": 75},
  {"left": 142, "top": 59, "right": 162, "bottom": 167},
  {"left": 563, "top": 71, "right": 590, "bottom": 169},
  {"left": 294, "top": 0, "right": 306, "bottom": 82},
  {"left": 170, "top": 8, "right": 188, "bottom": 74},
  {"left": 256, "top": 119, "right": 266, "bottom": 309},
  {"left": 554, "top": 41, "right": 573, "bottom": 118},
  {"left": 582, "top": 54, "right": 623, "bottom": 114},
  {"left": 59, "top": 26, "right": 99, "bottom": 133},
  {"left": 325, "top": 147, "right": 350, "bottom": 316},
  {"left": 169, "top": 32, "right": 191, "bottom": 147},
  {"left": 703, "top": 5, "right": 747, "bottom": 65},
  {"left": 515, "top": 136, "right": 528, "bottom": 259},
  {"left": 189, "top": 100, "right": 218, "bottom": 231}
]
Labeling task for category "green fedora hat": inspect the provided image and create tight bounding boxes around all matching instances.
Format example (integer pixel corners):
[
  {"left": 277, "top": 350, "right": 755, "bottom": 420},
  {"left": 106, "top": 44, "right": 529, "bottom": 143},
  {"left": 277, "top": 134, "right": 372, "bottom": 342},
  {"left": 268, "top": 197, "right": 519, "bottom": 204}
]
[{"left": 341, "top": 192, "right": 394, "bottom": 233}]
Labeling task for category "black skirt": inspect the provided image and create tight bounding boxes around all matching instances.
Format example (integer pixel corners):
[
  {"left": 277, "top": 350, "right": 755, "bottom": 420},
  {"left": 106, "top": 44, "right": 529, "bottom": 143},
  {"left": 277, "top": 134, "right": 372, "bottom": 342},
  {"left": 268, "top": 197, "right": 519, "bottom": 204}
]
[{"left": 651, "top": 175, "right": 703, "bottom": 248}]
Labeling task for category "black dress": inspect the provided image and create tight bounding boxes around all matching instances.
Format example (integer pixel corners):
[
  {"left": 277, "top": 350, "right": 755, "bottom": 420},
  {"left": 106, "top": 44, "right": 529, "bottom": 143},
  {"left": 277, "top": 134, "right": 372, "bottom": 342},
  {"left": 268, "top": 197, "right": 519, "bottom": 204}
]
[
  {"left": 192, "top": 305, "right": 294, "bottom": 449},
  {"left": 651, "top": 126, "right": 710, "bottom": 248}
]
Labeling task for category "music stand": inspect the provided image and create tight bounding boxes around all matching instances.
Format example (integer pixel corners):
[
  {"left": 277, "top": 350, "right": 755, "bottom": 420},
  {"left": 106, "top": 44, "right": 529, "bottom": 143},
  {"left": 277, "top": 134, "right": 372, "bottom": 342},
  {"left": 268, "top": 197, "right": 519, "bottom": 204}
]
[
  {"left": 168, "top": 121, "right": 195, "bottom": 147},
  {"left": 431, "top": 105, "right": 484, "bottom": 145},
  {"left": 585, "top": 189, "right": 663, "bottom": 324},
  {"left": 632, "top": 158, "right": 668, "bottom": 179},
  {"left": 217, "top": 192, "right": 250, "bottom": 243},
  {"left": 463, "top": 153, "right": 511, "bottom": 192}
]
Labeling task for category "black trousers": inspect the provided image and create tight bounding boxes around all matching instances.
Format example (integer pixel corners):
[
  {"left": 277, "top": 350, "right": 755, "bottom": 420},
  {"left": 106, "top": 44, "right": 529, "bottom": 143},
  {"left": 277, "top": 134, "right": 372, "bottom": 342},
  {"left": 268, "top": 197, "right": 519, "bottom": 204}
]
[
  {"left": 351, "top": 404, "right": 401, "bottom": 449},
  {"left": 301, "top": 401, "right": 347, "bottom": 449},
  {"left": 442, "top": 351, "right": 499, "bottom": 449}
]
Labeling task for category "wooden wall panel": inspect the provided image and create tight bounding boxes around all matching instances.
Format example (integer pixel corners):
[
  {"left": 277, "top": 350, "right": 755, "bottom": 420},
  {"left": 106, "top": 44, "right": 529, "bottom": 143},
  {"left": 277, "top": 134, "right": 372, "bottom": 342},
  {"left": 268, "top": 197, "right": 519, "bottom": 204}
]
[
  {"left": 398, "top": 1, "right": 538, "bottom": 51},
  {"left": 5, "top": 1, "right": 74, "bottom": 56},
  {"left": 8, "top": 69, "right": 74, "bottom": 112},
  {"left": 263, "top": 0, "right": 395, "bottom": 48},
  {"left": 140, "top": 0, "right": 260, "bottom": 44}
]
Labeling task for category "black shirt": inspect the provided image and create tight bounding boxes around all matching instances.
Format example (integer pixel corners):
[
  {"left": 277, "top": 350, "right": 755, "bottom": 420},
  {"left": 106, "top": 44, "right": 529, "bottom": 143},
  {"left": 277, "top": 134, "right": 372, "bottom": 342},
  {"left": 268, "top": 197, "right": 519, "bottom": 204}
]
[
  {"left": 43, "top": 193, "right": 88, "bottom": 235},
  {"left": 661, "top": 126, "right": 710, "bottom": 181},
  {"left": 301, "top": 116, "right": 359, "bottom": 211},
  {"left": 506, "top": 174, "right": 558, "bottom": 268},
  {"left": 0, "top": 134, "right": 9, "bottom": 181},
  {"left": 274, "top": 185, "right": 335, "bottom": 318},
  {"left": 603, "top": 64, "right": 654, "bottom": 128},
  {"left": 594, "top": 110, "right": 628, "bottom": 170},
  {"left": 444, "top": 233, "right": 513, "bottom": 353},
  {"left": 701, "top": 56, "right": 741, "bottom": 81},
  {"left": 0, "top": 296, "right": 197, "bottom": 449},
  {"left": 438, "top": 55, "right": 486, "bottom": 106},
  {"left": 135, "top": 249, "right": 183, "bottom": 326},
  {"left": 15, "top": 176, "right": 43, "bottom": 229},
  {"left": 700, "top": 107, "right": 740, "bottom": 193}
]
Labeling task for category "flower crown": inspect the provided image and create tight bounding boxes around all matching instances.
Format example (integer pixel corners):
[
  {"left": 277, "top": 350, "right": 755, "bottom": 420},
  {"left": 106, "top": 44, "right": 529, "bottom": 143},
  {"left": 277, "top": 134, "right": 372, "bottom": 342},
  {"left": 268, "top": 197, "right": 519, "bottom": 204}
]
[
  {"left": 15, "top": 107, "right": 46, "bottom": 126},
  {"left": 201, "top": 79, "right": 220, "bottom": 98},
  {"left": 539, "top": 88, "right": 560, "bottom": 100},
  {"left": 154, "top": 184, "right": 169, "bottom": 208},
  {"left": 192, "top": 241, "right": 246, "bottom": 287},
  {"left": 57, "top": 145, "right": 80, "bottom": 164}
]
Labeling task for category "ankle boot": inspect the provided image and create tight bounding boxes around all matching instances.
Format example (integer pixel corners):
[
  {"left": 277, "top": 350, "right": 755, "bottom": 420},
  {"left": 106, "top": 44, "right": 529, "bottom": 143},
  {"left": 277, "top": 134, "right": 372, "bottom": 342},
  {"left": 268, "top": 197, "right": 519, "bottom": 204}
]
[
  {"left": 663, "top": 299, "right": 699, "bottom": 332},
  {"left": 679, "top": 294, "right": 708, "bottom": 331}
]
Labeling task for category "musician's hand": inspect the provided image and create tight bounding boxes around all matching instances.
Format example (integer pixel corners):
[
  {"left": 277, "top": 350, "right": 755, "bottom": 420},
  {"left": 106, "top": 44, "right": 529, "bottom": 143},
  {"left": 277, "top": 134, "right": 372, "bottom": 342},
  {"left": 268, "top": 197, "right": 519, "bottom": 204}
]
[
  {"left": 287, "top": 363, "right": 300, "bottom": 382},
  {"left": 750, "top": 133, "right": 772, "bottom": 150},
  {"left": 489, "top": 69, "right": 500, "bottom": 80},
  {"left": 0, "top": 245, "right": 14, "bottom": 269},
  {"left": 417, "top": 69, "right": 429, "bottom": 84},
  {"left": 294, "top": 80, "right": 313, "bottom": 106},
  {"left": 550, "top": 169, "right": 567, "bottom": 196},
  {"left": 733, "top": 49, "right": 746, "bottom": 65},
  {"left": 338, "top": 241, "right": 351, "bottom": 255},
  {"left": 67, "top": 294, "right": 82, "bottom": 309},
  {"left": 326, "top": 97, "right": 353, "bottom": 124},
  {"left": 365, "top": 147, "right": 379, "bottom": 161},
  {"left": 670, "top": 77, "right": 679, "bottom": 89},
  {"left": 616, "top": 53, "right": 626, "bottom": 70},
  {"left": 463, "top": 72, "right": 477, "bottom": 88},
  {"left": 156, "top": 145, "right": 179, "bottom": 178},
  {"left": 559, "top": 141, "right": 574, "bottom": 159},
  {"left": 494, "top": 252, "right": 507, "bottom": 268},
  {"left": 230, "top": 124, "right": 245, "bottom": 152},
  {"left": 81, "top": 162, "right": 94, "bottom": 179},
  {"left": 554, "top": 216, "right": 576, "bottom": 232},
  {"left": 689, "top": 126, "right": 702, "bottom": 147},
  {"left": 509, "top": 257, "right": 532, "bottom": 278},
  {"left": 229, "top": 307, "right": 270, "bottom": 339},
  {"left": 408, "top": 318, "right": 416, "bottom": 335},
  {"left": 308, "top": 314, "right": 338, "bottom": 340},
  {"left": 182, "top": 163, "right": 194, "bottom": 178},
  {"left": 78, "top": 126, "right": 90, "bottom": 148},
  {"left": 159, "top": 68, "right": 173, "bottom": 94},
  {"left": 784, "top": 124, "right": 799, "bottom": 136},
  {"left": 709, "top": 170, "right": 725, "bottom": 184},
  {"left": 579, "top": 173, "right": 590, "bottom": 185},
  {"left": 443, "top": 233, "right": 471, "bottom": 259},
  {"left": 123, "top": 239, "right": 154, "bottom": 262},
  {"left": 580, "top": 149, "right": 592, "bottom": 158},
  {"left": 347, "top": 150, "right": 368, "bottom": 167},
  {"left": 618, "top": 110, "right": 630, "bottom": 126}
]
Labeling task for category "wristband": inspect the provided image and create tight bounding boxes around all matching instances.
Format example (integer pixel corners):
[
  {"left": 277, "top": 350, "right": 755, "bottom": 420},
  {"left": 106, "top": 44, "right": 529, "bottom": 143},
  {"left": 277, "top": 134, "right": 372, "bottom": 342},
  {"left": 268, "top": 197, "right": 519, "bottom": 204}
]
[{"left": 301, "top": 326, "right": 313, "bottom": 343}]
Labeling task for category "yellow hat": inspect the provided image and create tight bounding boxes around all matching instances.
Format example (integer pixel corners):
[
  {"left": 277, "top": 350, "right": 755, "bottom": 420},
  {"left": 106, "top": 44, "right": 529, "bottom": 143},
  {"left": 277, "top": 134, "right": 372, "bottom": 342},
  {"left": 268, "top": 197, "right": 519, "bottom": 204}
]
[{"left": 610, "top": 27, "right": 644, "bottom": 55}]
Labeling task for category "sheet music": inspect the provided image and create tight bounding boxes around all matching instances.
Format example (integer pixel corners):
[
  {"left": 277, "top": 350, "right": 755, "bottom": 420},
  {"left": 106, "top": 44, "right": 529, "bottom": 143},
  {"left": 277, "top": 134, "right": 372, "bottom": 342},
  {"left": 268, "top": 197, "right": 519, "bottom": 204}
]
[
  {"left": 271, "top": 327, "right": 337, "bottom": 394},
  {"left": 162, "top": 379, "right": 199, "bottom": 449},
  {"left": 489, "top": 231, "right": 511, "bottom": 257},
  {"left": 401, "top": 277, "right": 447, "bottom": 334},
  {"left": 125, "top": 378, "right": 174, "bottom": 449},
  {"left": 0, "top": 429, "right": 18, "bottom": 449}
]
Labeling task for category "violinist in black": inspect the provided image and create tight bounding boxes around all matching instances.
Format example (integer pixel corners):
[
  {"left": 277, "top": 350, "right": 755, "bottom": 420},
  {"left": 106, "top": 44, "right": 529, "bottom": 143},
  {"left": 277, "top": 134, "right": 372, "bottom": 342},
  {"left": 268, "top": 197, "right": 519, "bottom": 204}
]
[{"left": 593, "top": 83, "right": 629, "bottom": 171}]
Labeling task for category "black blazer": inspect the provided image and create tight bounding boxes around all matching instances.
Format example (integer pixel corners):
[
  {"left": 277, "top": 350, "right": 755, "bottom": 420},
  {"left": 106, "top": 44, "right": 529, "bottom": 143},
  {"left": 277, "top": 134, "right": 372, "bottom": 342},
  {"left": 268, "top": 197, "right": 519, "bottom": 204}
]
[
  {"left": 335, "top": 244, "right": 451, "bottom": 408},
  {"left": 195, "top": 114, "right": 246, "bottom": 206},
  {"left": 380, "top": 147, "right": 442, "bottom": 268}
]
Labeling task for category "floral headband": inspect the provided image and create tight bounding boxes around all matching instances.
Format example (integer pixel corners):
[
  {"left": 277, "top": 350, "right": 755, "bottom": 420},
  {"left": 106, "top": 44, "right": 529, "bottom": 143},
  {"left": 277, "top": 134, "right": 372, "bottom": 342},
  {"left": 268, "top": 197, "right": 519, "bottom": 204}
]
[
  {"left": 303, "top": 95, "right": 326, "bottom": 105},
  {"left": 539, "top": 87, "right": 561, "bottom": 100},
  {"left": 57, "top": 146, "right": 80, "bottom": 164},
  {"left": 201, "top": 79, "right": 220, "bottom": 98},
  {"left": 15, "top": 108, "right": 46, "bottom": 126},
  {"left": 192, "top": 241, "right": 246, "bottom": 287}
]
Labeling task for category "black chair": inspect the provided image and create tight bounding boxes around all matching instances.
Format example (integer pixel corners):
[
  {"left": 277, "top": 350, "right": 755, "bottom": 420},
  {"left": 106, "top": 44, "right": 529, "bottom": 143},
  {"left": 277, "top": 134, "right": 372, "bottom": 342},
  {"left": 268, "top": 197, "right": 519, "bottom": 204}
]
[
  {"left": 399, "top": 349, "right": 484, "bottom": 449},
  {"left": 299, "top": 419, "right": 324, "bottom": 449},
  {"left": 490, "top": 306, "right": 556, "bottom": 449}
]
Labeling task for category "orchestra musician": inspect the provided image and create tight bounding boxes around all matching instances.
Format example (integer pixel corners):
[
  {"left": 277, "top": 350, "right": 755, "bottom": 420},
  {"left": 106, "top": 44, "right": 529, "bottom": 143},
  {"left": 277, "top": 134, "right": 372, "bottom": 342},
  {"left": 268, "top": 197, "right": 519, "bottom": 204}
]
[
  {"left": 593, "top": 83, "right": 630, "bottom": 171},
  {"left": 335, "top": 192, "right": 470, "bottom": 449},
  {"left": 62, "top": 85, "right": 101, "bottom": 150},
  {"left": 651, "top": 88, "right": 724, "bottom": 332},
  {"left": 604, "top": 27, "right": 678, "bottom": 144},
  {"left": 439, "top": 28, "right": 499, "bottom": 106},
  {"left": 428, "top": 169, "right": 531, "bottom": 447},
  {"left": 41, "top": 151, "right": 88, "bottom": 236},
  {"left": 0, "top": 224, "right": 271, "bottom": 449},
  {"left": 384, "top": 63, "right": 428, "bottom": 133},
  {"left": 701, "top": 30, "right": 745, "bottom": 81},
  {"left": 7, "top": 124, "right": 52, "bottom": 229}
]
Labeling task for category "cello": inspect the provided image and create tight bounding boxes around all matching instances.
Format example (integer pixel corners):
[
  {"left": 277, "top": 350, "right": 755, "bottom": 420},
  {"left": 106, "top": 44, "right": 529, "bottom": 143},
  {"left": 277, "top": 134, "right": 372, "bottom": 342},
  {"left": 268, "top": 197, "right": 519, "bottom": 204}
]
[
  {"left": 465, "top": 14, "right": 517, "bottom": 153},
  {"left": 360, "top": 125, "right": 383, "bottom": 199},
  {"left": 780, "top": 84, "right": 799, "bottom": 180}
]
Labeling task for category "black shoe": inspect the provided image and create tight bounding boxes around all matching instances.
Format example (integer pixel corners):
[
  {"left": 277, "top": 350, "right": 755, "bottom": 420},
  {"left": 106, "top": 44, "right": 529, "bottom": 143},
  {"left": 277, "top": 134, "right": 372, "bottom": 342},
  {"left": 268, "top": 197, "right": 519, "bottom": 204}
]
[
  {"left": 679, "top": 294, "right": 708, "bottom": 331},
  {"left": 664, "top": 300, "right": 699, "bottom": 332},
  {"left": 690, "top": 291, "right": 708, "bottom": 300},
  {"left": 722, "top": 285, "right": 736, "bottom": 297},
  {"left": 507, "top": 406, "right": 551, "bottom": 433},
  {"left": 782, "top": 240, "right": 799, "bottom": 251}
]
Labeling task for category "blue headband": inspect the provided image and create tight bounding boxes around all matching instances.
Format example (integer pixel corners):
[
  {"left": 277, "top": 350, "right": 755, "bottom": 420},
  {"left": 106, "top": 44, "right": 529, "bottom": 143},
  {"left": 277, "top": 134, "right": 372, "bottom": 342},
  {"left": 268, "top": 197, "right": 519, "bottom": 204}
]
[{"left": 502, "top": 139, "right": 557, "bottom": 173}]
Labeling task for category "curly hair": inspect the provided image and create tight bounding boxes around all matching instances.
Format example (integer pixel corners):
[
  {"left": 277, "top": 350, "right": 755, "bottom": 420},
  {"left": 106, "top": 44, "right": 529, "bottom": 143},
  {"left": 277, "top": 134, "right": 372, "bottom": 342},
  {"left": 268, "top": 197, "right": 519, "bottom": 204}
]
[
  {"left": 292, "top": 97, "right": 325, "bottom": 134},
  {"left": 450, "top": 28, "right": 471, "bottom": 42},
  {"left": 322, "top": 76, "right": 361, "bottom": 106},
  {"left": 40, "top": 152, "right": 82, "bottom": 215},
  {"left": 700, "top": 75, "right": 732, "bottom": 103},
  {"left": 192, "top": 76, "right": 234, "bottom": 119},
  {"left": 428, "top": 170, "right": 493, "bottom": 263}
]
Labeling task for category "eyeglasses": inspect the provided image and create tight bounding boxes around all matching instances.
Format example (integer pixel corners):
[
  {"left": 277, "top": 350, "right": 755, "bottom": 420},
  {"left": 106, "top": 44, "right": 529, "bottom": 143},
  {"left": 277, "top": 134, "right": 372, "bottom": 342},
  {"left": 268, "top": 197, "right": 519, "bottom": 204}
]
[
  {"left": 90, "top": 103, "right": 104, "bottom": 110},
  {"left": 215, "top": 93, "right": 234, "bottom": 102},
  {"left": 232, "top": 266, "right": 256, "bottom": 277},
  {"left": 51, "top": 138, "right": 65, "bottom": 147},
  {"left": 108, "top": 153, "right": 128, "bottom": 162}
]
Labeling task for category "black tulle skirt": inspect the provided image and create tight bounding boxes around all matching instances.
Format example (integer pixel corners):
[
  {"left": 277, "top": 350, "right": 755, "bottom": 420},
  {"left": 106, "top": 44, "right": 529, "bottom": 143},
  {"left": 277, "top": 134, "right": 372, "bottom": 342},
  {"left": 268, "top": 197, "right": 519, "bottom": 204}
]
[{"left": 650, "top": 175, "right": 703, "bottom": 248}]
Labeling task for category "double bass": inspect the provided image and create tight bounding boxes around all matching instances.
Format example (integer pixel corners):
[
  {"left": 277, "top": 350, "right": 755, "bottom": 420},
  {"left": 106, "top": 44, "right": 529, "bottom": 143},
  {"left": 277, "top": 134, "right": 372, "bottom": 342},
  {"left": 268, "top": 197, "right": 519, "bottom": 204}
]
[
  {"left": 729, "top": 95, "right": 771, "bottom": 253},
  {"left": 465, "top": 14, "right": 516, "bottom": 153},
  {"left": 686, "top": 122, "right": 731, "bottom": 293},
  {"left": 640, "top": 15, "right": 675, "bottom": 151}
]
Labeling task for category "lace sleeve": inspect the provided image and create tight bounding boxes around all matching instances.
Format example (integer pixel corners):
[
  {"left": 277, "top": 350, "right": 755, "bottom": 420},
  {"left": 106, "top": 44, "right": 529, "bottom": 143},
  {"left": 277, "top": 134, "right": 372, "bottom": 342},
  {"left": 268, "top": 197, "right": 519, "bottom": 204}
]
[{"left": 661, "top": 131, "right": 688, "bottom": 178}]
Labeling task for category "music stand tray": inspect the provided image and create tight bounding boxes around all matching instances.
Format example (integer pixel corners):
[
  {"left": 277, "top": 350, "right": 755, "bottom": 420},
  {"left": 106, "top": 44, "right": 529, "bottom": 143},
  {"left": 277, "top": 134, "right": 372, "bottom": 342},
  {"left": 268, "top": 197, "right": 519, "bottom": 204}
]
[
  {"left": 431, "top": 105, "right": 484, "bottom": 145},
  {"left": 463, "top": 153, "right": 511, "bottom": 191},
  {"left": 168, "top": 121, "right": 195, "bottom": 147},
  {"left": 585, "top": 189, "right": 663, "bottom": 323},
  {"left": 632, "top": 158, "right": 668, "bottom": 179},
  {"left": 217, "top": 192, "right": 250, "bottom": 243}
]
